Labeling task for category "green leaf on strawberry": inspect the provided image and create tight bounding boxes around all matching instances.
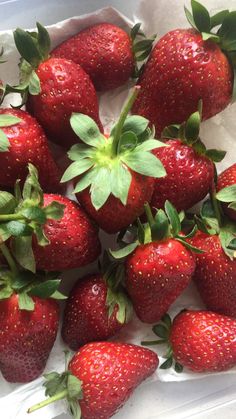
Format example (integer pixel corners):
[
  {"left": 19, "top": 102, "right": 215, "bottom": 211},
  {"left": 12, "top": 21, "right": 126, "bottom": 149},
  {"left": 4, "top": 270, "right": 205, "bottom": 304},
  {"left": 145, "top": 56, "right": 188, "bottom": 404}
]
[
  {"left": 0, "top": 114, "right": 21, "bottom": 152},
  {"left": 61, "top": 87, "right": 167, "bottom": 210}
]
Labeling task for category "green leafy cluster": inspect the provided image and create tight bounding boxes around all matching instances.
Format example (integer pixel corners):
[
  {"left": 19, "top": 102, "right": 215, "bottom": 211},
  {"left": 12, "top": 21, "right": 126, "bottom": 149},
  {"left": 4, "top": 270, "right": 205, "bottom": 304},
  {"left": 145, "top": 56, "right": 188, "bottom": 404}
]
[
  {"left": 0, "top": 114, "right": 21, "bottom": 152},
  {"left": 162, "top": 105, "right": 226, "bottom": 163},
  {"left": 196, "top": 197, "right": 236, "bottom": 259},
  {"left": 61, "top": 88, "right": 166, "bottom": 211},
  {"left": 28, "top": 353, "right": 83, "bottom": 418},
  {"left": 0, "top": 164, "right": 64, "bottom": 272},
  {"left": 110, "top": 201, "right": 202, "bottom": 260},
  {"left": 1, "top": 22, "right": 50, "bottom": 105},
  {"left": 100, "top": 252, "right": 133, "bottom": 324},
  {"left": 130, "top": 23, "right": 156, "bottom": 78},
  {"left": 142, "top": 313, "right": 183, "bottom": 373},
  {"left": 0, "top": 267, "right": 65, "bottom": 311},
  {"left": 216, "top": 184, "right": 236, "bottom": 212}
]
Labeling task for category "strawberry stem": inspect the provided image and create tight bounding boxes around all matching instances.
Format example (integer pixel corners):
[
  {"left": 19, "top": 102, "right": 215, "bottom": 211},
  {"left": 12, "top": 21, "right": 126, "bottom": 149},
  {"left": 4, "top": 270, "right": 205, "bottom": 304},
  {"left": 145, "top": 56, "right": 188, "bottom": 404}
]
[
  {"left": 0, "top": 243, "right": 18, "bottom": 276},
  {"left": 27, "top": 389, "right": 68, "bottom": 414},
  {"left": 0, "top": 213, "right": 25, "bottom": 221},
  {"left": 210, "top": 183, "right": 222, "bottom": 227},
  {"left": 111, "top": 86, "right": 140, "bottom": 156}
]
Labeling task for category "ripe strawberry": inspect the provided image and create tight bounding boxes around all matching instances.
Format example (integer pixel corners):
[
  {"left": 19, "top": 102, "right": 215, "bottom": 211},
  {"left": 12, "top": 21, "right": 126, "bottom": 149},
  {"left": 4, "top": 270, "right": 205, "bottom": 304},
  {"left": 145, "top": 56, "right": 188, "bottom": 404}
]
[
  {"left": 0, "top": 243, "right": 63, "bottom": 383},
  {"left": 28, "top": 342, "right": 158, "bottom": 418},
  {"left": 52, "top": 23, "right": 134, "bottom": 91},
  {"left": 0, "top": 108, "right": 61, "bottom": 192},
  {"left": 190, "top": 231, "right": 236, "bottom": 318},
  {"left": 61, "top": 87, "right": 166, "bottom": 234},
  {"left": 33, "top": 194, "right": 101, "bottom": 271},
  {"left": 216, "top": 163, "right": 236, "bottom": 221},
  {"left": 0, "top": 294, "right": 59, "bottom": 383},
  {"left": 62, "top": 261, "right": 132, "bottom": 349},
  {"left": 52, "top": 23, "right": 155, "bottom": 91},
  {"left": 0, "top": 165, "right": 101, "bottom": 272},
  {"left": 144, "top": 311, "right": 236, "bottom": 373},
  {"left": 112, "top": 202, "right": 197, "bottom": 323},
  {"left": 7, "top": 23, "right": 102, "bottom": 149},
  {"left": 132, "top": 2, "right": 235, "bottom": 135},
  {"left": 150, "top": 108, "right": 225, "bottom": 212}
]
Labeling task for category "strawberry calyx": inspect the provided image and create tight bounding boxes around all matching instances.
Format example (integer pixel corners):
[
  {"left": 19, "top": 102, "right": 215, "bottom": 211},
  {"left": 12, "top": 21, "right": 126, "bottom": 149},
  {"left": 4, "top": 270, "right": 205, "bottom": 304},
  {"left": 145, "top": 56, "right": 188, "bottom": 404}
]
[
  {"left": 1, "top": 22, "right": 50, "bottom": 105},
  {"left": 185, "top": 1, "right": 236, "bottom": 100},
  {"left": 216, "top": 184, "right": 236, "bottom": 214},
  {"left": 110, "top": 201, "right": 202, "bottom": 259},
  {"left": 162, "top": 104, "right": 226, "bottom": 163},
  {"left": 0, "top": 114, "right": 22, "bottom": 152},
  {"left": 28, "top": 352, "right": 83, "bottom": 418},
  {"left": 141, "top": 313, "right": 183, "bottom": 373},
  {"left": 0, "top": 243, "right": 66, "bottom": 311},
  {"left": 61, "top": 86, "right": 166, "bottom": 210},
  {"left": 100, "top": 251, "right": 133, "bottom": 324},
  {"left": 0, "top": 164, "right": 65, "bottom": 273},
  {"left": 195, "top": 186, "right": 236, "bottom": 259},
  {"left": 130, "top": 23, "right": 156, "bottom": 78}
]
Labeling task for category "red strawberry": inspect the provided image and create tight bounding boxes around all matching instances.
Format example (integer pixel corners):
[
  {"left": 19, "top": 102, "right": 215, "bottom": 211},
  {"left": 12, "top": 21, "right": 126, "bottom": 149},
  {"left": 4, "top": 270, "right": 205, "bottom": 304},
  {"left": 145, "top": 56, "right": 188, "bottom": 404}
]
[
  {"left": 132, "top": 3, "right": 235, "bottom": 135},
  {"left": 216, "top": 163, "right": 236, "bottom": 221},
  {"left": 62, "top": 269, "right": 132, "bottom": 350},
  {"left": 190, "top": 231, "right": 236, "bottom": 318},
  {"left": 149, "top": 108, "right": 224, "bottom": 212},
  {"left": 10, "top": 24, "right": 102, "bottom": 149},
  {"left": 112, "top": 202, "right": 196, "bottom": 323},
  {"left": 0, "top": 109, "right": 61, "bottom": 192},
  {"left": 0, "top": 294, "right": 59, "bottom": 383},
  {"left": 144, "top": 310, "right": 236, "bottom": 373},
  {"left": 152, "top": 139, "right": 214, "bottom": 211},
  {"left": 61, "top": 87, "right": 166, "bottom": 234},
  {"left": 28, "top": 342, "right": 158, "bottom": 419},
  {"left": 52, "top": 23, "right": 134, "bottom": 91},
  {"left": 79, "top": 172, "right": 155, "bottom": 233},
  {"left": 33, "top": 194, "right": 101, "bottom": 271},
  {"left": 52, "top": 23, "right": 156, "bottom": 92}
]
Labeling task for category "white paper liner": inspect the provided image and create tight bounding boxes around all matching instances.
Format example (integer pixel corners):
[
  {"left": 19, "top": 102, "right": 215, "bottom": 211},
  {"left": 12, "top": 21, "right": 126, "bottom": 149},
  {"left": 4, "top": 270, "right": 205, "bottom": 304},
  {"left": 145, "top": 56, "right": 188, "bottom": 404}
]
[{"left": 1, "top": 1, "right": 236, "bottom": 418}]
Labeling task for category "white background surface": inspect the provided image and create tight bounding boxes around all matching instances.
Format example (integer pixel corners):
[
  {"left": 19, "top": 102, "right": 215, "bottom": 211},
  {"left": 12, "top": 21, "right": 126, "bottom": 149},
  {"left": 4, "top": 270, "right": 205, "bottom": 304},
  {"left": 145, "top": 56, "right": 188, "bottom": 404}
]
[{"left": 1, "top": 1, "right": 236, "bottom": 418}]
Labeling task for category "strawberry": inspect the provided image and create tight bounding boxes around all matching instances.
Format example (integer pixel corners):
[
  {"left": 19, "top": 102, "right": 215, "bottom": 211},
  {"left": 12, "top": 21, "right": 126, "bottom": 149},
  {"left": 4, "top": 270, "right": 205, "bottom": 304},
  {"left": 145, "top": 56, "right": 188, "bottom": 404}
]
[
  {"left": 0, "top": 164, "right": 101, "bottom": 272},
  {"left": 0, "top": 294, "right": 59, "bottom": 383},
  {"left": 4, "top": 23, "right": 102, "bottom": 149},
  {"left": 143, "top": 310, "right": 236, "bottom": 373},
  {"left": 51, "top": 22, "right": 155, "bottom": 91},
  {"left": 28, "top": 342, "right": 158, "bottom": 418},
  {"left": 151, "top": 108, "right": 225, "bottom": 212},
  {"left": 132, "top": 2, "right": 235, "bottom": 135},
  {"left": 62, "top": 255, "right": 132, "bottom": 349},
  {"left": 0, "top": 244, "right": 63, "bottom": 383},
  {"left": 0, "top": 109, "right": 61, "bottom": 192},
  {"left": 190, "top": 231, "right": 236, "bottom": 318},
  {"left": 61, "top": 87, "right": 166, "bottom": 234},
  {"left": 111, "top": 202, "right": 197, "bottom": 323},
  {"left": 33, "top": 194, "right": 101, "bottom": 271},
  {"left": 216, "top": 163, "right": 236, "bottom": 221}
]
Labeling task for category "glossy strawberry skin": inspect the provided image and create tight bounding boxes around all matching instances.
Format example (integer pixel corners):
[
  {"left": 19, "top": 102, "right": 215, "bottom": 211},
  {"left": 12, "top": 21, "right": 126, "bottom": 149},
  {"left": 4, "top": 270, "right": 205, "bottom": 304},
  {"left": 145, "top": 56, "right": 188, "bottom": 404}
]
[
  {"left": 51, "top": 23, "right": 134, "bottom": 91},
  {"left": 69, "top": 342, "right": 158, "bottom": 419},
  {"left": 27, "top": 58, "right": 102, "bottom": 149},
  {"left": 190, "top": 232, "right": 236, "bottom": 317},
  {"left": 77, "top": 172, "right": 155, "bottom": 234},
  {"left": 33, "top": 194, "right": 101, "bottom": 271},
  {"left": 125, "top": 239, "right": 196, "bottom": 323},
  {"left": 151, "top": 139, "right": 214, "bottom": 211},
  {"left": 62, "top": 274, "right": 126, "bottom": 350},
  {"left": 132, "top": 29, "right": 233, "bottom": 135},
  {"left": 0, "top": 294, "right": 59, "bottom": 383},
  {"left": 170, "top": 310, "right": 236, "bottom": 372},
  {"left": 217, "top": 164, "right": 236, "bottom": 221},
  {"left": 0, "top": 109, "right": 61, "bottom": 192}
]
